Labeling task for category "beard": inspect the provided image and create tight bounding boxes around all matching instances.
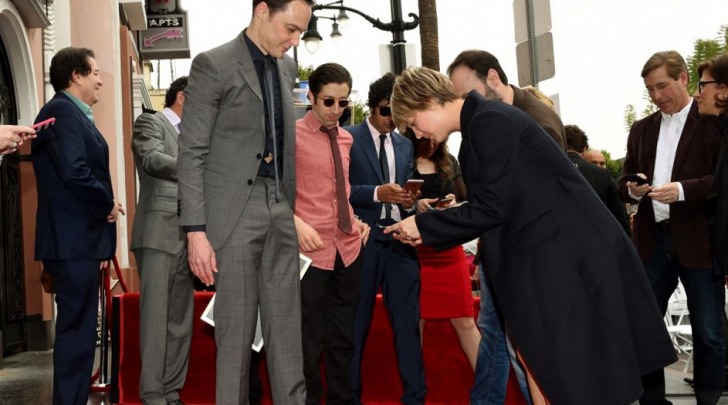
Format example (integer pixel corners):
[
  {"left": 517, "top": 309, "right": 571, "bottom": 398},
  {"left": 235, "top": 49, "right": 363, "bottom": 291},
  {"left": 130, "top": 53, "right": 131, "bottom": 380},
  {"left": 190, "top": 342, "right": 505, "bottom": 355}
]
[{"left": 483, "top": 84, "right": 502, "bottom": 101}]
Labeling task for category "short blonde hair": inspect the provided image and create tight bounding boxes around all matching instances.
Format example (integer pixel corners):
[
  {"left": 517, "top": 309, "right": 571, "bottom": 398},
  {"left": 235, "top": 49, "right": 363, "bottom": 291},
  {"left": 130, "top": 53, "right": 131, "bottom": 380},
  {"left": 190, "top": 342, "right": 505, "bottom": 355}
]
[{"left": 391, "top": 67, "right": 460, "bottom": 133}]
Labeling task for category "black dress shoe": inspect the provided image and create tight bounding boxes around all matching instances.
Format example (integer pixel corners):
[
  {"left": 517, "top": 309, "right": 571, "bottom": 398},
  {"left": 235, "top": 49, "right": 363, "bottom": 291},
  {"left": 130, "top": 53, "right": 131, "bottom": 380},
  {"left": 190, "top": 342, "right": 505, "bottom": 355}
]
[{"left": 168, "top": 400, "right": 185, "bottom": 405}]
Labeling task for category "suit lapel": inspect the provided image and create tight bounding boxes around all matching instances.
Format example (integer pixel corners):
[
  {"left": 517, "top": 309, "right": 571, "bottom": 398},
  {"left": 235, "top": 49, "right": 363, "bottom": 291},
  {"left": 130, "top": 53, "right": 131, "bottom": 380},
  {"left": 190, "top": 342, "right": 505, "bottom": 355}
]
[
  {"left": 236, "top": 32, "right": 263, "bottom": 103},
  {"left": 157, "top": 111, "right": 179, "bottom": 143},
  {"left": 671, "top": 101, "right": 698, "bottom": 179},
  {"left": 644, "top": 112, "right": 662, "bottom": 180},
  {"left": 391, "top": 131, "right": 406, "bottom": 184},
  {"left": 358, "top": 123, "right": 386, "bottom": 183}
]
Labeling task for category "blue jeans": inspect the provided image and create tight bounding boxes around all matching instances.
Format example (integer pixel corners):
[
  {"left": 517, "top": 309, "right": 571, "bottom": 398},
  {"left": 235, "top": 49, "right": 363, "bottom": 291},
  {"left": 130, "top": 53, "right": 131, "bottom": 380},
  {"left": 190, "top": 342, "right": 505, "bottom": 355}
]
[
  {"left": 640, "top": 225, "right": 725, "bottom": 405},
  {"left": 470, "top": 264, "right": 532, "bottom": 405}
]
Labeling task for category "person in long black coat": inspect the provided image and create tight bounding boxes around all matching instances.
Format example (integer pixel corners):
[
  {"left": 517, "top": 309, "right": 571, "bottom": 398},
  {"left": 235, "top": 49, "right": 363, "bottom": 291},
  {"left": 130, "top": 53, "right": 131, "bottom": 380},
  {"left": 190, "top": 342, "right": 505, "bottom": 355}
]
[
  {"left": 695, "top": 55, "right": 728, "bottom": 272},
  {"left": 385, "top": 67, "right": 677, "bottom": 405}
]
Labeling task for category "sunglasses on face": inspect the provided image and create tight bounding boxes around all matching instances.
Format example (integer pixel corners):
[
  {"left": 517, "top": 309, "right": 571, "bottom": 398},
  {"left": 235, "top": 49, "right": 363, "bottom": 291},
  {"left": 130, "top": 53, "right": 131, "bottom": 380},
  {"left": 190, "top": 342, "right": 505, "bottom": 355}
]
[
  {"left": 378, "top": 106, "right": 392, "bottom": 117},
  {"left": 319, "top": 97, "right": 350, "bottom": 108}
]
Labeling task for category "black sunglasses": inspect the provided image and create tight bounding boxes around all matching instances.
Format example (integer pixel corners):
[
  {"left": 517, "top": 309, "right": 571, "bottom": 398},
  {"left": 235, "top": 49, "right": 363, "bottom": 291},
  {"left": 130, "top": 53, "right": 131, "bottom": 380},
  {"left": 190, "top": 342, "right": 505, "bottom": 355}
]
[
  {"left": 379, "top": 106, "right": 392, "bottom": 116},
  {"left": 320, "top": 97, "right": 350, "bottom": 108}
]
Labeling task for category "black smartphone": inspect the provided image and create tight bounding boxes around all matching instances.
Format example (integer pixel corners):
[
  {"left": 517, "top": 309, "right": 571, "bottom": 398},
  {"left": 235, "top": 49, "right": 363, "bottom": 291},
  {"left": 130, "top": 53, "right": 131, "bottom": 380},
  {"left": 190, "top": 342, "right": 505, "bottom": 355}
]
[{"left": 621, "top": 173, "right": 648, "bottom": 186}]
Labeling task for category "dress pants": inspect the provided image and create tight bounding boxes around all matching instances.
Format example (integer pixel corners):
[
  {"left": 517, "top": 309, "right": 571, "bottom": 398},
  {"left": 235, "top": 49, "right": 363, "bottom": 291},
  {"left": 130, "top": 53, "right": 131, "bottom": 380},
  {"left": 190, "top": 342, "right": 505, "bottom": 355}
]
[
  {"left": 301, "top": 252, "right": 362, "bottom": 405},
  {"left": 640, "top": 225, "right": 725, "bottom": 405},
  {"left": 45, "top": 259, "right": 101, "bottom": 405},
  {"left": 134, "top": 247, "right": 194, "bottom": 405},
  {"left": 213, "top": 178, "right": 305, "bottom": 405},
  {"left": 350, "top": 233, "right": 426, "bottom": 405}
]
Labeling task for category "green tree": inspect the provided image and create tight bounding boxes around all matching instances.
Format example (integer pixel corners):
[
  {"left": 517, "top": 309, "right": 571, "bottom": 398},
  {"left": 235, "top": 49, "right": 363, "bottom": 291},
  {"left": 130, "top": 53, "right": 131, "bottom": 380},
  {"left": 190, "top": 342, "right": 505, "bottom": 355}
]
[
  {"left": 351, "top": 101, "right": 368, "bottom": 125},
  {"left": 602, "top": 149, "right": 623, "bottom": 180},
  {"left": 624, "top": 104, "right": 637, "bottom": 132},
  {"left": 297, "top": 64, "right": 314, "bottom": 81},
  {"left": 687, "top": 25, "right": 728, "bottom": 94}
]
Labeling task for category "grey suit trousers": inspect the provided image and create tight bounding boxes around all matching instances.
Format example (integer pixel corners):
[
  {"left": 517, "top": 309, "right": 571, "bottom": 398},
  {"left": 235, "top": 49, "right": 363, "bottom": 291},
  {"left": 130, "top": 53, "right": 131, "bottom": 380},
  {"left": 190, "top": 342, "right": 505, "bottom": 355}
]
[
  {"left": 134, "top": 247, "right": 194, "bottom": 405},
  {"left": 213, "top": 178, "right": 305, "bottom": 405}
]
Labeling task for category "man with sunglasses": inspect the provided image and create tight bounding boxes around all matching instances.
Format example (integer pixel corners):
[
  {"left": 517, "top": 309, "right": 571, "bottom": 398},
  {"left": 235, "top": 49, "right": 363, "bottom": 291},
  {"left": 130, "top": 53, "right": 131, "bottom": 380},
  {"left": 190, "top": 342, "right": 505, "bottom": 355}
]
[
  {"left": 346, "top": 73, "right": 426, "bottom": 405},
  {"left": 618, "top": 50, "right": 724, "bottom": 405},
  {"left": 293, "top": 62, "right": 369, "bottom": 405}
]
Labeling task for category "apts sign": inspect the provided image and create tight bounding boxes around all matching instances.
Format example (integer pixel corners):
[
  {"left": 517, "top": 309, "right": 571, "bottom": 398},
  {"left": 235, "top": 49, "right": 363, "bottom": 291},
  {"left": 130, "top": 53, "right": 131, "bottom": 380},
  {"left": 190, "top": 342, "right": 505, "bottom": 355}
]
[{"left": 139, "top": 0, "right": 190, "bottom": 60}]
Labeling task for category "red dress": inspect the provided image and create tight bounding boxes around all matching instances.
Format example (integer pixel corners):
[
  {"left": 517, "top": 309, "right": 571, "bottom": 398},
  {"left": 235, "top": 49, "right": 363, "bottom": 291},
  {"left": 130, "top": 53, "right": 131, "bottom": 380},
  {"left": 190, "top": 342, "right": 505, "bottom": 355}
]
[
  {"left": 417, "top": 244, "right": 474, "bottom": 319},
  {"left": 414, "top": 163, "right": 475, "bottom": 319}
]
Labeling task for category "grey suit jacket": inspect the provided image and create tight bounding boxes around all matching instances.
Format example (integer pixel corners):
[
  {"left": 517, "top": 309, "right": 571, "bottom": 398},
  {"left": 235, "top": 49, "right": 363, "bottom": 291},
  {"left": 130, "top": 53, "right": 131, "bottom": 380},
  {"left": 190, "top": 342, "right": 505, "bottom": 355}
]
[
  {"left": 177, "top": 31, "right": 298, "bottom": 249},
  {"left": 130, "top": 110, "right": 185, "bottom": 254}
]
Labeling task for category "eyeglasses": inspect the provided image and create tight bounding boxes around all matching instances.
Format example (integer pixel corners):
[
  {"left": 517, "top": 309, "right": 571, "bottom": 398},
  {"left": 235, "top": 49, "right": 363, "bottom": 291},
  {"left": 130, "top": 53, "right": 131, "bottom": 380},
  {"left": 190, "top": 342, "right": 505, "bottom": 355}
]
[
  {"left": 319, "top": 97, "right": 350, "bottom": 108},
  {"left": 378, "top": 106, "right": 392, "bottom": 117},
  {"left": 698, "top": 80, "right": 718, "bottom": 94}
]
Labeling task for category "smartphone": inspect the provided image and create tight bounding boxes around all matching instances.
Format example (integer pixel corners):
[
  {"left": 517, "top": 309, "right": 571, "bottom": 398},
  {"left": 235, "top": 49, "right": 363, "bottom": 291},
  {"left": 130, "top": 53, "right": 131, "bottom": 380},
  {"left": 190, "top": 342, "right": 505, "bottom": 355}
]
[
  {"left": 403, "top": 179, "right": 424, "bottom": 195},
  {"left": 621, "top": 173, "right": 648, "bottom": 186},
  {"left": 32, "top": 117, "right": 56, "bottom": 132},
  {"left": 435, "top": 197, "right": 454, "bottom": 208}
]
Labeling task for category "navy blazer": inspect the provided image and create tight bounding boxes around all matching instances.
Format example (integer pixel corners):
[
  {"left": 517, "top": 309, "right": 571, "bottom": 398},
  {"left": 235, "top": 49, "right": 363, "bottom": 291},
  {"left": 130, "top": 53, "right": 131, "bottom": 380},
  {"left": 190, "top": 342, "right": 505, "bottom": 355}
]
[
  {"left": 32, "top": 92, "right": 116, "bottom": 261},
  {"left": 345, "top": 121, "right": 414, "bottom": 232}
]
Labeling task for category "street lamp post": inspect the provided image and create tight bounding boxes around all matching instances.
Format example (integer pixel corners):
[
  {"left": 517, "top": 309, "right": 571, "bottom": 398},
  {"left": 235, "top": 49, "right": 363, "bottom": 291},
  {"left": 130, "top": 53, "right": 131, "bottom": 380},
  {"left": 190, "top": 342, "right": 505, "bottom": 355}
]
[{"left": 302, "top": 0, "right": 419, "bottom": 74}]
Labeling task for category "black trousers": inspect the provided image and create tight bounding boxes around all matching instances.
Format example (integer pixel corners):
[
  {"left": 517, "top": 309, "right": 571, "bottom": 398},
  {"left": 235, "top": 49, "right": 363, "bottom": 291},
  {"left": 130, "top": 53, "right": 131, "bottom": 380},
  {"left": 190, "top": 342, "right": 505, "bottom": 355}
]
[{"left": 301, "top": 251, "right": 363, "bottom": 405}]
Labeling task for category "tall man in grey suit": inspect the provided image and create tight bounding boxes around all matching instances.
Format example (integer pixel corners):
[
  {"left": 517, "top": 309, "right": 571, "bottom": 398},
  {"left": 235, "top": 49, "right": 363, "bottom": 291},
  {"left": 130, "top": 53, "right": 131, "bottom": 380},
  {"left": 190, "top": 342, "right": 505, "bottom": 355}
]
[
  {"left": 177, "top": 1, "right": 313, "bottom": 404},
  {"left": 131, "top": 76, "right": 194, "bottom": 405}
]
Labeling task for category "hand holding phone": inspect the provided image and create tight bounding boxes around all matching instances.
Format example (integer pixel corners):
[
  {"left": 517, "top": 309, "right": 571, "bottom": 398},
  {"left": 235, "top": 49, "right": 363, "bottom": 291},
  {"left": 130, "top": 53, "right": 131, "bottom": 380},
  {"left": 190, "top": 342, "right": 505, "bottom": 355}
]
[
  {"left": 620, "top": 173, "right": 648, "bottom": 186},
  {"left": 32, "top": 118, "right": 56, "bottom": 133},
  {"left": 403, "top": 179, "right": 424, "bottom": 195},
  {"left": 435, "top": 197, "right": 454, "bottom": 208}
]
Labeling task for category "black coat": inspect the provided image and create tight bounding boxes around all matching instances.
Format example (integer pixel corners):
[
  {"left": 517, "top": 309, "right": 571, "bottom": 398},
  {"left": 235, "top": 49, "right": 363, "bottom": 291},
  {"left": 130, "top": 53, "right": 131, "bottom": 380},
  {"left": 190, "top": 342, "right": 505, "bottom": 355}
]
[
  {"left": 707, "top": 116, "right": 728, "bottom": 270},
  {"left": 567, "top": 151, "right": 630, "bottom": 235},
  {"left": 416, "top": 92, "right": 676, "bottom": 404}
]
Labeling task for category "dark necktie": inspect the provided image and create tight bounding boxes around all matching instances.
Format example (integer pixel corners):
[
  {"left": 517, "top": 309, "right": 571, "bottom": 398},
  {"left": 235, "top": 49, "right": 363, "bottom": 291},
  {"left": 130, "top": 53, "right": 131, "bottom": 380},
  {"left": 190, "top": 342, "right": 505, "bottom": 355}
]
[
  {"left": 379, "top": 134, "right": 392, "bottom": 221},
  {"left": 263, "top": 57, "right": 281, "bottom": 202},
  {"left": 322, "top": 126, "right": 353, "bottom": 234}
]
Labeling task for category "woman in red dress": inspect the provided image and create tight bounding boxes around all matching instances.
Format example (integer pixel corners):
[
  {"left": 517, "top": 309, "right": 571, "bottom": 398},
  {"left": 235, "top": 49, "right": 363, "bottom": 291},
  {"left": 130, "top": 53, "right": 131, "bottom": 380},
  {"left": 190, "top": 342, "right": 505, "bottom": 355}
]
[{"left": 411, "top": 136, "right": 480, "bottom": 371}]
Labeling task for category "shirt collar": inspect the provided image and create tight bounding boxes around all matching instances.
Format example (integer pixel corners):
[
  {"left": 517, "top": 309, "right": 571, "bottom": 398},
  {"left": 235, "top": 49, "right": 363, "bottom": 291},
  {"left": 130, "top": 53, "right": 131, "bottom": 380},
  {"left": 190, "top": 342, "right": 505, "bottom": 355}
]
[
  {"left": 162, "top": 107, "right": 181, "bottom": 128},
  {"left": 366, "top": 117, "right": 386, "bottom": 142},
  {"left": 303, "top": 110, "right": 337, "bottom": 133},
  {"left": 61, "top": 90, "right": 94, "bottom": 123},
  {"left": 243, "top": 29, "right": 271, "bottom": 65},
  {"left": 660, "top": 100, "right": 691, "bottom": 125}
]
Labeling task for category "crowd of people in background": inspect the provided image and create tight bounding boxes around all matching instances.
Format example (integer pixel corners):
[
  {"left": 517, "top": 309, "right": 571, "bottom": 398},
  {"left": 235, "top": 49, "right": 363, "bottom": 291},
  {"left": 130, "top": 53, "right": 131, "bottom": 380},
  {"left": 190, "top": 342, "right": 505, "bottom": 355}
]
[{"left": 12, "top": 0, "right": 728, "bottom": 404}]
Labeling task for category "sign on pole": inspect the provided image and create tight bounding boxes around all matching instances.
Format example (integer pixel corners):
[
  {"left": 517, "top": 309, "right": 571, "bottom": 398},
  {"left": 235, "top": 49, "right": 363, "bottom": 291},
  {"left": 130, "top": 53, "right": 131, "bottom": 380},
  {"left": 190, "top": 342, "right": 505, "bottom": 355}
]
[
  {"left": 513, "top": 0, "right": 552, "bottom": 43},
  {"left": 515, "top": 32, "right": 555, "bottom": 87},
  {"left": 513, "top": 0, "right": 555, "bottom": 87}
]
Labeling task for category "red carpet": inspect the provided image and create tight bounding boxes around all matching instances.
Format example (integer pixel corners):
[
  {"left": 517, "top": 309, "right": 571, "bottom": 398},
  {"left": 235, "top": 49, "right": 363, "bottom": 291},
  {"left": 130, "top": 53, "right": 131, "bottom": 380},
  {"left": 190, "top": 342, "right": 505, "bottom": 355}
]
[{"left": 111, "top": 292, "right": 526, "bottom": 404}]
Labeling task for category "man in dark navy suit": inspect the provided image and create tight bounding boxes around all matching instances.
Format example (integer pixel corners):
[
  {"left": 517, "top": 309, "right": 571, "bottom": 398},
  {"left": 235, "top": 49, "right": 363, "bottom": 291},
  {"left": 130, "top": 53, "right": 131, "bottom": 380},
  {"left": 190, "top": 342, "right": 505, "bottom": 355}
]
[
  {"left": 32, "top": 47, "right": 123, "bottom": 405},
  {"left": 345, "top": 73, "right": 426, "bottom": 405}
]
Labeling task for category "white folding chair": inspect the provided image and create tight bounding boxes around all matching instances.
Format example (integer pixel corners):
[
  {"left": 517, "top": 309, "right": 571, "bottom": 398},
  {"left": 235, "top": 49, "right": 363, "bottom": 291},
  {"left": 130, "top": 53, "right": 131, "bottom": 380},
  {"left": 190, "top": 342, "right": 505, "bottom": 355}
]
[{"left": 664, "top": 282, "right": 693, "bottom": 373}]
